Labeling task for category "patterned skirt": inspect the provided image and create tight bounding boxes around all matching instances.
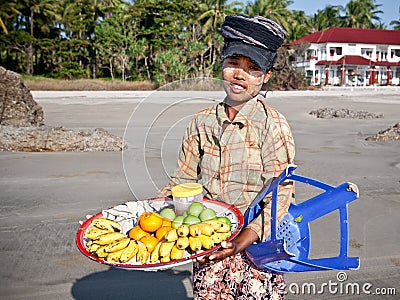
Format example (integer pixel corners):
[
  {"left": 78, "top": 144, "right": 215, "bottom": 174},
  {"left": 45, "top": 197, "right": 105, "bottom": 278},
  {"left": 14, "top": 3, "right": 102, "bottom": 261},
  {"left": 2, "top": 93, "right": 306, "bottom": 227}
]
[{"left": 193, "top": 252, "right": 286, "bottom": 299}]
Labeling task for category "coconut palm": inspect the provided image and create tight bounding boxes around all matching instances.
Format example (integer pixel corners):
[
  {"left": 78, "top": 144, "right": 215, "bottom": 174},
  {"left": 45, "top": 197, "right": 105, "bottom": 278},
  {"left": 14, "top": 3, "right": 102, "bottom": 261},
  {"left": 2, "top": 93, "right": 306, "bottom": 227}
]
[
  {"left": 198, "top": 0, "right": 243, "bottom": 35},
  {"left": 390, "top": 19, "right": 400, "bottom": 30},
  {"left": 0, "top": 1, "right": 21, "bottom": 34},
  {"left": 389, "top": 6, "right": 400, "bottom": 30},
  {"left": 16, "top": 0, "right": 61, "bottom": 73},
  {"left": 198, "top": 0, "right": 243, "bottom": 73},
  {"left": 245, "top": 0, "right": 293, "bottom": 31},
  {"left": 342, "top": 0, "right": 383, "bottom": 28},
  {"left": 286, "top": 10, "right": 312, "bottom": 41},
  {"left": 312, "top": 5, "right": 343, "bottom": 31}
]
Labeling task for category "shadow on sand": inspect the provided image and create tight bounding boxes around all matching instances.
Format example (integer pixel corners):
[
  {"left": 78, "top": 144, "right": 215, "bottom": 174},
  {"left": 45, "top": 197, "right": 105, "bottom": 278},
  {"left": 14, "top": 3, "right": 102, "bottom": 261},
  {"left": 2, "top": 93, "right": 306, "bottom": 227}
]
[{"left": 71, "top": 267, "right": 193, "bottom": 300}]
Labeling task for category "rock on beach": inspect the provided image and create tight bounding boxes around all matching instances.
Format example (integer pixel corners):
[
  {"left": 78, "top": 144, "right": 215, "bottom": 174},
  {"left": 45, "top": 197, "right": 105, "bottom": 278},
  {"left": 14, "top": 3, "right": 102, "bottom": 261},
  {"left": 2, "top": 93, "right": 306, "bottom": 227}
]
[
  {"left": 0, "top": 66, "right": 125, "bottom": 152},
  {"left": 309, "top": 107, "right": 384, "bottom": 119}
]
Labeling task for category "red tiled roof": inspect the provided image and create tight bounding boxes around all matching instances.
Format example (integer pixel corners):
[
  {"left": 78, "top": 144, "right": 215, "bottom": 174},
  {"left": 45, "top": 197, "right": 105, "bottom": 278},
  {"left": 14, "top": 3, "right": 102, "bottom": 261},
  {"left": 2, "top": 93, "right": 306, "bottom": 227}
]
[
  {"left": 316, "top": 55, "right": 400, "bottom": 66},
  {"left": 287, "top": 27, "right": 400, "bottom": 46}
]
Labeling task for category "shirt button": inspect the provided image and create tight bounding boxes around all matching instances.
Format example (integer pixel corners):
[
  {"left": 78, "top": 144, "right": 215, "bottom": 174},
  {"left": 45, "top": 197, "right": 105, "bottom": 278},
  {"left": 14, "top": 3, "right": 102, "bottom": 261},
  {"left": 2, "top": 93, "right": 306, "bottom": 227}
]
[{"left": 216, "top": 174, "right": 220, "bottom": 180}]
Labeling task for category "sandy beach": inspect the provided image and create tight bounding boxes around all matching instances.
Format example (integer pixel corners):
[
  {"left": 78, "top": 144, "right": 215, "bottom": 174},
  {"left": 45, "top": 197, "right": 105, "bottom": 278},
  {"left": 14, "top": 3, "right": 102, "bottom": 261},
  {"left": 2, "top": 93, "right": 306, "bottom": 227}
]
[{"left": 0, "top": 87, "right": 399, "bottom": 299}]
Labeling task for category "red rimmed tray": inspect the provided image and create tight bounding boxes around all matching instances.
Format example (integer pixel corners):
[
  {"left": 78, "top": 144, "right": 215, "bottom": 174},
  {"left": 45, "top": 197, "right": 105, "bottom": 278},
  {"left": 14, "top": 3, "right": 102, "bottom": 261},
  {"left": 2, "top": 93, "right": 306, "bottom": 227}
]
[{"left": 76, "top": 198, "right": 244, "bottom": 271}]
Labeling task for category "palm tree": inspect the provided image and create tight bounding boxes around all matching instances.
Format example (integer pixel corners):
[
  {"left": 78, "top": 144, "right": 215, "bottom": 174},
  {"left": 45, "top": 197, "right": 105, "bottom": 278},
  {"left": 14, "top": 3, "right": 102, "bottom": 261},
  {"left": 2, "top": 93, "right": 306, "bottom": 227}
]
[
  {"left": 198, "top": 0, "right": 243, "bottom": 34},
  {"left": 18, "top": 0, "right": 61, "bottom": 73},
  {"left": 286, "top": 10, "right": 311, "bottom": 42},
  {"left": 390, "top": 19, "right": 400, "bottom": 30},
  {"left": 389, "top": 6, "right": 400, "bottom": 30},
  {"left": 312, "top": 5, "right": 343, "bottom": 31},
  {"left": 198, "top": 0, "right": 243, "bottom": 73},
  {"left": 245, "top": 0, "right": 293, "bottom": 31},
  {"left": 0, "top": 1, "right": 21, "bottom": 34},
  {"left": 342, "top": 0, "right": 383, "bottom": 28},
  {"left": 93, "top": 0, "right": 124, "bottom": 21}
]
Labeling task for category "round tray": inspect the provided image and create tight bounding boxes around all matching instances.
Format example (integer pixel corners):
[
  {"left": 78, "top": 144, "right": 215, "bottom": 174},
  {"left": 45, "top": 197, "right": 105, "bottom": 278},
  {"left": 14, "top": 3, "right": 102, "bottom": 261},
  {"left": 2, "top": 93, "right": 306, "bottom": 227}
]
[{"left": 76, "top": 198, "right": 244, "bottom": 271}]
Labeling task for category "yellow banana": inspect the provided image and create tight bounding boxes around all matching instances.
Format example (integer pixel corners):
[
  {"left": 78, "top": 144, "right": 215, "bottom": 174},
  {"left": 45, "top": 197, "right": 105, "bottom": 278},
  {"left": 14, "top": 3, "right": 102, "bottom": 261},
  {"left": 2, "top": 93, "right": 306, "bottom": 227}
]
[
  {"left": 104, "top": 237, "right": 130, "bottom": 253},
  {"left": 170, "top": 245, "right": 185, "bottom": 260},
  {"left": 198, "top": 234, "right": 214, "bottom": 250},
  {"left": 159, "top": 241, "right": 175, "bottom": 257},
  {"left": 198, "top": 223, "right": 214, "bottom": 236},
  {"left": 189, "top": 224, "right": 201, "bottom": 237},
  {"left": 120, "top": 240, "right": 139, "bottom": 263},
  {"left": 95, "top": 245, "right": 109, "bottom": 258},
  {"left": 210, "top": 232, "right": 223, "bottom": 244},
  {"left": 94, "top": 232, "right": 126, "bottom": 245},
  {"left": 88, "top": 242, "right": 101, "bottom": 253},
  {"left": 177, "top": 224, "right": 189, "bottom": 237},
  {"left": 220, "top": 231, "right": 232, "bottom": 241},
  {"left": 84, "top": 227, "right": 112, "bottom": 239},
  {"left": 203, "top": 219, "right": 224, "bottom": 231},
  {"left": 150, "top": 241, "right": 163, "bottom": 263},
  {"left": 92, "top": 218, "right": 123, "bottom": 232},
  {"left": 86, "top": 239, "right": 93, "bottom": 248},
  {"left": 176, "top": 236, "right": 189, "bottom": 250},
  {"left": 160, "top": 255, "right": 170, "bottom": 263},
  {"left": 164, "top": 228, "right": 178, "bottom": 242},
  {"left": 188, "top": 236, "right": 202, "bottom": 252},
  {"left": 136, "top": 240, "right": 149, "bottom": 264},
  {"left": 106, "top": 248, "right": 125, "bottom": 262},
  {"left": 216, "top": 222, "right": 231, "bottom": 233}
]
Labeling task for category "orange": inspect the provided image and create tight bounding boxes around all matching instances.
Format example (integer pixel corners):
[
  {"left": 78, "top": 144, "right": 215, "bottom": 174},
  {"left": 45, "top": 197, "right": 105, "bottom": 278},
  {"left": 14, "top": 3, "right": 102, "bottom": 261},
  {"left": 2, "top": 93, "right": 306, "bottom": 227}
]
[
  {"left": 161, "top": 218, "right": 172, "bottom": 228},
  {"left": 139, "top": 212, "right": 163, "bottom": 233},
  {"left": 129, "top": 225, "right": 150, "bottom": 241},
  {"left": 140, "top": 235, "right": 159, "bottom": 253},
  {"left": 155, "top": 226, "right": 172, "bottom": 240}
]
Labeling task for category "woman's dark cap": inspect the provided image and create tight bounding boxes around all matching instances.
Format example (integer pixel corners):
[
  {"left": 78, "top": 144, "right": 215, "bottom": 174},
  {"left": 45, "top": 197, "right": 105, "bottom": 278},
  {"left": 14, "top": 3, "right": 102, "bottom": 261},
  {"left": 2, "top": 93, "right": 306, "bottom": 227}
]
[{"left": 221, "top": 15, "right": 286, "bottom": 70}]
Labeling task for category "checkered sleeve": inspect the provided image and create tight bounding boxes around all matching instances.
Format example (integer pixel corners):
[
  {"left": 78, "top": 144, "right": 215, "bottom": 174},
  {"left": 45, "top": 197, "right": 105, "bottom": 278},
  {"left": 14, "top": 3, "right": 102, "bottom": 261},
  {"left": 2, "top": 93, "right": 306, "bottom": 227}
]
[{"left": 157, "top": 116, "right": 201, "bottom": 197}]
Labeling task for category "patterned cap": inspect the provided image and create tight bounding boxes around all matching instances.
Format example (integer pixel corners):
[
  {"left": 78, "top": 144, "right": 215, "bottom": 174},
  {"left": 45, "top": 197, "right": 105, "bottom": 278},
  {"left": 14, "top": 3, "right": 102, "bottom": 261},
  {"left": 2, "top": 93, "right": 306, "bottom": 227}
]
[{"left": 221, "top": 15, "right": 287, "bottom": 70}]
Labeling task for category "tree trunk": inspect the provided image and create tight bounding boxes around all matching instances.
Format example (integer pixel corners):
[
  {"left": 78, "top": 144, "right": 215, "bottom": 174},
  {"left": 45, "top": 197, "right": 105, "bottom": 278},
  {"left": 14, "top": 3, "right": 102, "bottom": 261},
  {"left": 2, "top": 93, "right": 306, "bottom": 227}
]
[
  {"left": 26, "top": 10, "right": 35, "bottom": 74},
  {"left": 109, "top": 58, "right": 114, "bottom": 80},
  {"left": 144, "top": 57, "right": 151, "bottom": 80},
  {"left": 135, "top": 57, "right": 140, "bottom": 79},
  {"left": 26, "top": 43, "right": 34, "bottom": 74}
]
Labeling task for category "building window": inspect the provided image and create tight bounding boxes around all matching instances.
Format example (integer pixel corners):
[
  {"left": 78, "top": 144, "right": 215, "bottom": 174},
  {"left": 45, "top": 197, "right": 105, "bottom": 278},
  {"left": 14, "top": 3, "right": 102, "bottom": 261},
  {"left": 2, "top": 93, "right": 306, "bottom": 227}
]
[
  {"left": 329, "top": 47, "right": 342, "bottom": 56},
  {"left": 361, "top": 48, "right": 373, "bottom": 57},
  {"left": 392, "top": 49, "right": 400, "bottom": 58}
]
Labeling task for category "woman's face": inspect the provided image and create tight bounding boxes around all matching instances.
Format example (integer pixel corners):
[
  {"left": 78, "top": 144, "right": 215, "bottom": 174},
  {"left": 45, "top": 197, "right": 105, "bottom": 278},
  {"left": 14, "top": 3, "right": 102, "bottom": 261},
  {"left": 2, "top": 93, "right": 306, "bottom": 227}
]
[{"left": 222, "top": 56, "right": 271, "bottom": 103}]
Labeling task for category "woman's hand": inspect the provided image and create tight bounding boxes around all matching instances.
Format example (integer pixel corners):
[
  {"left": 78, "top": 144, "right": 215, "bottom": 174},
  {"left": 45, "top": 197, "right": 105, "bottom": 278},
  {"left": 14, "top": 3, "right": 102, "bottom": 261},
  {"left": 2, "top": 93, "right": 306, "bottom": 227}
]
[{"left": 196, "top": 227, "right": 259, "bottom": 263}]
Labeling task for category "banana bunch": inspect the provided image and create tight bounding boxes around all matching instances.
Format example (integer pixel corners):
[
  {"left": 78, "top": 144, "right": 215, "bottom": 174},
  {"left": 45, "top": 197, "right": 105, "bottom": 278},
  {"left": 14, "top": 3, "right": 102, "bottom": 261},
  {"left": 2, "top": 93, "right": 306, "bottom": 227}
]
[
  {"left": 147, "top": 219, "right": 232, "bottom": 261},
  {"left": 84, "top": 218, "right": 144, "bottom": 264},
  {"left": 84, "top": 216, "right": 233, "bottom": 265}
]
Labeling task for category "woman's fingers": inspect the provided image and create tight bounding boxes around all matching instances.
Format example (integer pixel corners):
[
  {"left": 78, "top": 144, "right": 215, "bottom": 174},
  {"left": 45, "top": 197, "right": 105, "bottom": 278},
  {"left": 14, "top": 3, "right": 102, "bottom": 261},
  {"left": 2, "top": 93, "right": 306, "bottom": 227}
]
[{"left": 208, "top": 241, "right": 235, "bottom": 261}]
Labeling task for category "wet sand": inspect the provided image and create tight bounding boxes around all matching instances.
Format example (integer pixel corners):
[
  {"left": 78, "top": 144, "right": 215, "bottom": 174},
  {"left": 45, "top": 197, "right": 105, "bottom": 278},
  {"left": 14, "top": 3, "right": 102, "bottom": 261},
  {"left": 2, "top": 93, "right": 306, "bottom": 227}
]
[{"left": 0, "top": 87, "right": 399, "bottom": 299}]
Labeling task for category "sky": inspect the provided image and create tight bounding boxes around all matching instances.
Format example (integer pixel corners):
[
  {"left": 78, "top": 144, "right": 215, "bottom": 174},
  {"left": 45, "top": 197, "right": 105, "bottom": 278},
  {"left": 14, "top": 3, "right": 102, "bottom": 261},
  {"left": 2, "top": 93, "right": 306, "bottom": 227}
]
[{"left": 289, "top": 0, "right": 399, "bottom": 29}]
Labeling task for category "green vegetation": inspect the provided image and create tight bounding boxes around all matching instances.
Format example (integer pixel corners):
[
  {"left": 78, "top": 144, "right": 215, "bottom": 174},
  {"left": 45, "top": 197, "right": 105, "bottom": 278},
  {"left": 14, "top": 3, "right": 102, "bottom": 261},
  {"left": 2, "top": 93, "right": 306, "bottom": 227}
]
[{"left": 0, "top": 0, "right": 396, "bottom": 89}]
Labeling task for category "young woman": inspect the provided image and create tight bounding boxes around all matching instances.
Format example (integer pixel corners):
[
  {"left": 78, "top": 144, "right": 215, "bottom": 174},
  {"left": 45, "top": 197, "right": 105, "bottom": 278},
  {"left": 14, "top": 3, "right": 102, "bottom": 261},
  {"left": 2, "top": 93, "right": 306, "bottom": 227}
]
[{"left": 158, "top": 15, "right": 295, "bottom": 299}]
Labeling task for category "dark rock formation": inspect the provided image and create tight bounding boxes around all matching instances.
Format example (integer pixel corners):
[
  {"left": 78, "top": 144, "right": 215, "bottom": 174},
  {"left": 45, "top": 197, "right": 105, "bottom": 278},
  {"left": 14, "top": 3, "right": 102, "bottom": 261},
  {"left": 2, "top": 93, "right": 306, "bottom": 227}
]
[
  {"left": 309, "top": 108, "right": 384, "bottom": 119},
  {"left": 0, "top": 66, "right": 44, "bottom": 126},
  {"left": 0, "top": 66, "right": 125, "bottom": 151},
  {"left": 365, "top": 123, "right": 400, "bottom": 141}
]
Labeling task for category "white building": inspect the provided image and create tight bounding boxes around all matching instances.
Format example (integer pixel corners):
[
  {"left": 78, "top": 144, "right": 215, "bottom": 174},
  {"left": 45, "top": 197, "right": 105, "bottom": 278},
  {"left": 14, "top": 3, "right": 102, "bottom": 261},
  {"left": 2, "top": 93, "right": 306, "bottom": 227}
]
[{"left": 287, "top": 27, "right": 400, "bottom": 86}]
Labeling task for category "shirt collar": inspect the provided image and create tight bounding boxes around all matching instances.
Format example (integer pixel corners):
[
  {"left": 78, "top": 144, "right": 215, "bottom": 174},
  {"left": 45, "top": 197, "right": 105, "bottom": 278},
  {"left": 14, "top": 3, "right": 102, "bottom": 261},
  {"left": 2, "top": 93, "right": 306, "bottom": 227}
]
[{"left": 217, "top": 96, "right": 262, "bottom": 126}]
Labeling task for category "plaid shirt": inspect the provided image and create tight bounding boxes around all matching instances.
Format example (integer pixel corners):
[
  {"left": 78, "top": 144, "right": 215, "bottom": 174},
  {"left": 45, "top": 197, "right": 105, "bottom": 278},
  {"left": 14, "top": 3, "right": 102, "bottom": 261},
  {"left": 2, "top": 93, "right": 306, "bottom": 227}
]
[{"left": 158, "top": 97, "right": 295, "bottom": 241}]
